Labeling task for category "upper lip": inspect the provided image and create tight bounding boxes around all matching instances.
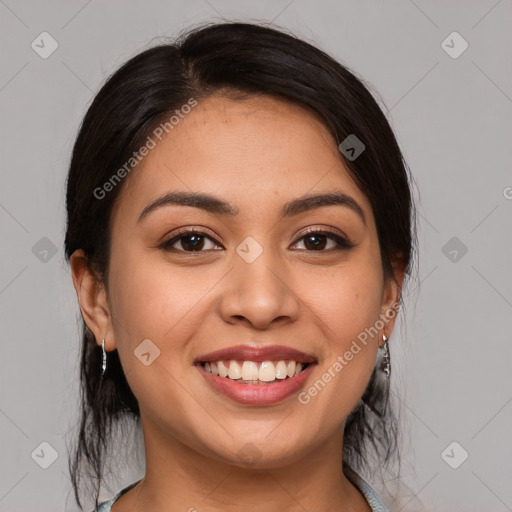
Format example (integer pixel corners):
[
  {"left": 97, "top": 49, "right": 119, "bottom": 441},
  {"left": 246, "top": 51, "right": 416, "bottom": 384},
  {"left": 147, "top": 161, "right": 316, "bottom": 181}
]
[{"left": 195, "top": 344, "right": 317, "bottom": 364}]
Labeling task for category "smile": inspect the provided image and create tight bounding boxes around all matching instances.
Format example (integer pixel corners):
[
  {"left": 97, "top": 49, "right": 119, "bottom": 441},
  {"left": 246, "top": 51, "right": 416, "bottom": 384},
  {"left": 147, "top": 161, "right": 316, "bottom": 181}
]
[
  {"left": 196, "top": 360, "right": 316, "bottom": 406},
  {"left": 201, "top": 359, "right": 310, "bottom": 383}
]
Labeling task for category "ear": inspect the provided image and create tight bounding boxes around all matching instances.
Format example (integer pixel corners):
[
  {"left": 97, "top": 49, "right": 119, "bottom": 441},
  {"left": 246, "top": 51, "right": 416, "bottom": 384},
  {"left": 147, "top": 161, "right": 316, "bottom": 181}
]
[
  {"left": 69, "top": 249, "right": 116, "bottom": 351},
  {"left": 379, "top": 252, "right": 406, "bottom": 345}
]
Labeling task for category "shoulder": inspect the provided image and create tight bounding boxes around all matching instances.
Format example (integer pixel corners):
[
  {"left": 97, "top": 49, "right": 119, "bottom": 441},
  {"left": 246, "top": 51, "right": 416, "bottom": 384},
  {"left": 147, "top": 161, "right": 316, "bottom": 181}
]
[
  {"left": 344, "top": 465, "right": 390, "bottom": 512},
  {"left": 90, "top": 479, "right": 142, "bottom": 512},
  {"left": 89, "top": 496, "right": 117, "bottom": 512}
]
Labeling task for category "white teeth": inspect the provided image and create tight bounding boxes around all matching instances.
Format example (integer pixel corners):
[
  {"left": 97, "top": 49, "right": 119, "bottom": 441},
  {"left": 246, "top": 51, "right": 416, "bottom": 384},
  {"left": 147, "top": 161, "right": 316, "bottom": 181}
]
[
  {"left": 259, "top": 361, "right": 275, "bottom": 382},
  {"left": 275, "top": 361, "right": 288, "bottom": 379},
  {"left": 202, "top": 359, "right": 311, "bottom": 382},
  {"left": 287, "top": 360, "right": 296, "bottom": 378},
  {"left": 228, "top": 360, "right": 242, "bottom": 379},
  {"left": 217, "top": 361, "right": 229, "bottom": 378},
  {"left": 241, "top": 361, "right": 259, "bottom": 380}
]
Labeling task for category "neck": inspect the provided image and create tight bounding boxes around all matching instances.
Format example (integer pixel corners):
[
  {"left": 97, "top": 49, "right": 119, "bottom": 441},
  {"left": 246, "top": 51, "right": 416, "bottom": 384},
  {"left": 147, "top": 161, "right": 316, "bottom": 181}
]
[{"left": 114, "top": 415, "right": 370, "bottom": 512}]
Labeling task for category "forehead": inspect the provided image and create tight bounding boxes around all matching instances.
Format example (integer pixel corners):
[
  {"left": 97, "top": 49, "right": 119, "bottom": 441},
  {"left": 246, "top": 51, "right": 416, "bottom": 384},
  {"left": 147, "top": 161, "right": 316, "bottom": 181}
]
[{"left": 111, "top": 94, "right": 374, "bottom": 228}]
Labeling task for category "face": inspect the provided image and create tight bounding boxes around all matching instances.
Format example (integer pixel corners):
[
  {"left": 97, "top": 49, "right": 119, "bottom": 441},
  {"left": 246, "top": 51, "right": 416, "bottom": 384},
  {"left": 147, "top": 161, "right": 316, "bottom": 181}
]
[{"left": 76, "top": 94, "right": 402, "bottom": 468}]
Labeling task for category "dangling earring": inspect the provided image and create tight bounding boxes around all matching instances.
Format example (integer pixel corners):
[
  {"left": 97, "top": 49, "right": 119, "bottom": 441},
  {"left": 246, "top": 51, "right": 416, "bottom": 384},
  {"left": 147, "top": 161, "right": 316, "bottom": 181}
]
[
  {"left": 101, "top": 338, "right": 107, "bottom": 377},
  {"left": 381, "top": 334, "right": 390, "bottom": 379}
]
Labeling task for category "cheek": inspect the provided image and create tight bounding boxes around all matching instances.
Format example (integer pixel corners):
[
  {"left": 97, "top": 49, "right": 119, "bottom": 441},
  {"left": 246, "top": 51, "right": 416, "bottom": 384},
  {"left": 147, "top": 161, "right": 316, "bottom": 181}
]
[
  {"left": 111, "top": 263, "right": 201, "bottom": 336},
  {"left": 306, "top": 257, "right": 383, "bottom": 345},
  {"left": 105, "top": 255, "right": 206, "bottom": 411},
  {"left": 107, "top": 248, "right": 225, "bottom": 370},
  {"left": 300, "top": 256, "right": 383, "bottom": 392}
]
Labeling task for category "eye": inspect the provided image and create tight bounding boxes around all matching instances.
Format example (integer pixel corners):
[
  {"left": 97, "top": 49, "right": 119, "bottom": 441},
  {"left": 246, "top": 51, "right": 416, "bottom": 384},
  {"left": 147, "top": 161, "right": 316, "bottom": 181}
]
[
  {"left": 292, "top": 229, "right": 355, "bottom": 252},
  {"left": 159, "top": 229, "right": 222, "bottom": 253},
  {"left": 159, "top": 228, "right": 355, "bottom": 254}
]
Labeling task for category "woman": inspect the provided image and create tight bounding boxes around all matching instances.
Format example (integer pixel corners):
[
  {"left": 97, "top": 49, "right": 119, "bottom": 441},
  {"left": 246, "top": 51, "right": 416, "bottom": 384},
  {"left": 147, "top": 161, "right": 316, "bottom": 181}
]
[{"left": 65, "top": 21, "right": 417, "bottom": 512}]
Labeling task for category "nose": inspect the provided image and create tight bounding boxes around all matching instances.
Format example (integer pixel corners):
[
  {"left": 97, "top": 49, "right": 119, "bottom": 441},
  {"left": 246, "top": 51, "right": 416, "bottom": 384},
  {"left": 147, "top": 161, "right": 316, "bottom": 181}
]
[{"left": 219, "top": 246, "right": 300, "bottom": 330}]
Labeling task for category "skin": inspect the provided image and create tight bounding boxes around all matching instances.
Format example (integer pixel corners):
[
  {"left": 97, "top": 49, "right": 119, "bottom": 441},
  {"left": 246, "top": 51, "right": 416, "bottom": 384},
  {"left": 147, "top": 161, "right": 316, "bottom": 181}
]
[{"left": 71, "top": 94, "right": 405, "bottom": 512}]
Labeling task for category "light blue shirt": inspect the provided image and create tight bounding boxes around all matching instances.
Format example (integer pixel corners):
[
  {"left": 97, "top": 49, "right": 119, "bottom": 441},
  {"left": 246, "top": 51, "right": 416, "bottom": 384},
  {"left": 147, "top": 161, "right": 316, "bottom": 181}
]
[{"left": 93, "top": 467, "right": 389, "bottom": 512}]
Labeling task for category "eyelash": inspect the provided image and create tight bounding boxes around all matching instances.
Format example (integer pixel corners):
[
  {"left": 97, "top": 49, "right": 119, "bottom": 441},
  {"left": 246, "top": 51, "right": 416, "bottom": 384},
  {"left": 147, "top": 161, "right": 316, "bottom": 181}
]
[{"left": 159, "top": 227, "right": 355, "bottom": 253}]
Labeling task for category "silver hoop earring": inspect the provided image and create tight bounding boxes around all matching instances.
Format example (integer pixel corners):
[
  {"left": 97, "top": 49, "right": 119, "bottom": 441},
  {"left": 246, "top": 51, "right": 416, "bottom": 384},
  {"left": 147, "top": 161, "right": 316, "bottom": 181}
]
[
  {"left": 101, "top": 338, "right": 107, "bottom": 377},
  {"left": 381, "top": 334, "right": 390, "bottom": 379}
]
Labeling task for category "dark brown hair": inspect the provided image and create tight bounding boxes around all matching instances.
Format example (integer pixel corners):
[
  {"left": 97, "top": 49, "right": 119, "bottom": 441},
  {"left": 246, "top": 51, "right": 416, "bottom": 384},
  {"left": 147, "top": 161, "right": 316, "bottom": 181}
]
[{"left": 64, "top": 20, "right": 417, "bottom": 509}]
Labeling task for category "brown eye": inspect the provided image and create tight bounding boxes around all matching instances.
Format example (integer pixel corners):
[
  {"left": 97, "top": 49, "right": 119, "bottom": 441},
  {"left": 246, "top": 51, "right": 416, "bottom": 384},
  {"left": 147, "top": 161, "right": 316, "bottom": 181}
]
[
  {"left": 159, "top": 228, "right": 354, "bottom": 254},
  {"left": 292, "top": 230, "right": 355, "bottom": 252},
  {"left": 160, "top": 230, "right": 221, "bottom": 252}
]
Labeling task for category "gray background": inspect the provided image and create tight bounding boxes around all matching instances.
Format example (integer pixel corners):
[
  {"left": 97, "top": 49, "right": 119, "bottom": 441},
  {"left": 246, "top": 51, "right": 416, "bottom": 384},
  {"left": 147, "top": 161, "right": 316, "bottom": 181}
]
[{"left": 1, "top": 1, "right": 511, "bottom": 511}]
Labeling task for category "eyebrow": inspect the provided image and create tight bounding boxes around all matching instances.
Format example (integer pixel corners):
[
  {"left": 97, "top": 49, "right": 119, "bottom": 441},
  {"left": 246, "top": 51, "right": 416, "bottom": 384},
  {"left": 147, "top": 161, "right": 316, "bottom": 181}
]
[{"left": 137, "top": 190, "right": 366, "bottom": 225}]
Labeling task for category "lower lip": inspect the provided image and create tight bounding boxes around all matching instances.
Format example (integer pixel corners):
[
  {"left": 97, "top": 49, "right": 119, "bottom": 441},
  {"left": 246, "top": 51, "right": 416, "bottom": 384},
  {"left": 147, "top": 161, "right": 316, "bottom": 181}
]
[{"left": 196, "top": 363, "right": 316, "bottom": 406}]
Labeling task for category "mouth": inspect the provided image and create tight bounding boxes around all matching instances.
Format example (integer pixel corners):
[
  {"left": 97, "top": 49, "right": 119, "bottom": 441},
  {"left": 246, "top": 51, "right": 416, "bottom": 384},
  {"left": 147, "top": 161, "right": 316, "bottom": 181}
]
[
  {"left": 194, "top": 344, "right": 318, "bottom": 405},
  {"left": 198, "top": 359, "right": 312, "bottom": 384}
]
